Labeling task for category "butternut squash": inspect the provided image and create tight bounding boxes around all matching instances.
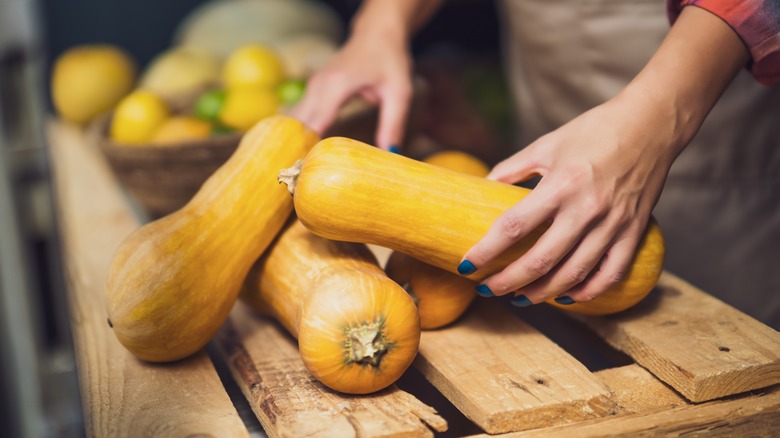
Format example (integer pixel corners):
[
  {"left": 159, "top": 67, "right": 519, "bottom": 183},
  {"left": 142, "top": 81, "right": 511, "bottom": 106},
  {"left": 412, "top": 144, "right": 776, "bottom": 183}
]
[
  {"left": 240, "top": 219, "right": 420, "bottom": 394},
  {"left": 106, "top": 115, "right": 319, "bottom": 362},
  {"left": 279, "top": 137, "right": 665, "bottom": 316},
  {"left": 384, "top": 150, "right": 489, "bottom": 329}
]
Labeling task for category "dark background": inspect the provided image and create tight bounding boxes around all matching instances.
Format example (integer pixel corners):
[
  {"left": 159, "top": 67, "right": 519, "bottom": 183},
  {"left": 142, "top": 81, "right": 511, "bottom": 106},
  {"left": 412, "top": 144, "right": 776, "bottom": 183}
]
[{"left": 41, "top": 0, "right": 502, "bottom": 69}]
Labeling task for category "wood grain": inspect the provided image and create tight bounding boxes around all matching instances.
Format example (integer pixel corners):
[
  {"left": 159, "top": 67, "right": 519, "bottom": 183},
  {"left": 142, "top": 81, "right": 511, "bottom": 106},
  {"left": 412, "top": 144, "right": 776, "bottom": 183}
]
[
  {"left": 575, "top": 272, "right": 780, "bottom": 402},
  {"left": 215, "top": 303, "right": 447, "bottom": 438},
  {"left": 470, "top": 365, "right": 780, "bottom": 437},
  {"left": 49, "top": 121, "right": 248, "bottom": 437},
  {"left": 414, "top": 299, "right": 615, "bottom": 434}
]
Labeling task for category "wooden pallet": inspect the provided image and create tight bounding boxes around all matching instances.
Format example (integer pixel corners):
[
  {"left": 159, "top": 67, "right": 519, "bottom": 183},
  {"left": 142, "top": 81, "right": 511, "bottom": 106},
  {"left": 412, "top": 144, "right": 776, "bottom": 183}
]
[{"left": 50, "top": 121, "right": 780, "bottom": 437}]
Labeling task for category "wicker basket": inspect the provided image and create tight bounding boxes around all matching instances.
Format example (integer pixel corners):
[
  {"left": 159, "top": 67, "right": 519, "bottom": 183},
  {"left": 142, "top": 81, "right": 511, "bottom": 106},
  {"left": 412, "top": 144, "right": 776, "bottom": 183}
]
[
  {"left": 93, "top": 81, "right": 427, "bottom": 218},
  {"left": 94, "top": 116, "right": 241, "bottom": 218}
]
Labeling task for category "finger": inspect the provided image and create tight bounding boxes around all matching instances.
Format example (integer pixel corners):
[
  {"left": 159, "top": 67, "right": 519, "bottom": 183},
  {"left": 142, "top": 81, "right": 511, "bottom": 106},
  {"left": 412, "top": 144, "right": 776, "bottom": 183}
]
[
  {"left": 375, "top": 81, "right": 412, "bottom": 151},
  {"left": 458, "top": 187, "right": 556, "bottom": 278},
  {"left": 509, "top": 222, "right": 617, "bottom": 305},
  {"left": 476, "top": 213, "right": 588, "bottom": 297},
  {"left": 487, "top": 144, "right": 545, "bottom": 183},
  {"left": 563, "top": 230, "right": 641, "bottom": 303},
  {"left": 291, "top": 73, "right": 362, "bottom": 135}
]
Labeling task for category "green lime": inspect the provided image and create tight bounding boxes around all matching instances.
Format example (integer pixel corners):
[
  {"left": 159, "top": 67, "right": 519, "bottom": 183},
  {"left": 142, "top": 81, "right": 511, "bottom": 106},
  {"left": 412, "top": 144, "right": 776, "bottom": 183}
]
[
  {"left": 276, "top": 78, "right": 307, "bottom": 106},
  {"left": 194, "top": 89, "right": 227, "bottom": 122}
]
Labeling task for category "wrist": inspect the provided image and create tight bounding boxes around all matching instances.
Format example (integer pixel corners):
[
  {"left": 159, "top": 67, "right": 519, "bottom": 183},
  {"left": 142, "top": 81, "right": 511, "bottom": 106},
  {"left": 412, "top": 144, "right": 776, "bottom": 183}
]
[{"left": 350, "top": 1, "right": 414, "bottom": 46}]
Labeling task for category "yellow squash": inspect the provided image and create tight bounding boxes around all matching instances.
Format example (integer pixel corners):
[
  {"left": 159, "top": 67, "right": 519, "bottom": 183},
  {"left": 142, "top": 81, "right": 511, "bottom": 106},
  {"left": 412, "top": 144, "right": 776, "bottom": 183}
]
[
  {"left": 280, "top": 138, "right": 665, "bottom": 316},
  {"left": 384, "top": 150, "right": 489, "bottom": 329},
  {"left": 106, "top": 115, "right": 319, "bottom": 362},
  {"left": 240, "top": 219, "right": 420, "bottom": 394}
]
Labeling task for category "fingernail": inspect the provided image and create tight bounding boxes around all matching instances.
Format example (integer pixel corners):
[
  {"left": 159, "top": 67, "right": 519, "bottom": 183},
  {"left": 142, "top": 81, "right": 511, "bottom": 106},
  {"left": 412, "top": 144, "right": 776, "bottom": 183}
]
[
  {"left": 457, "top": 259, "right": 477, "bottom": 275},
  {"left": 475, "top": 284, "right": 494, "bottom": 297},
  {"left": 389, "top": 145, "right": 401, "bottom": 154},
  {"left": 554, "top": 296, "right": 575, "bottom": 305},
  {"left": 510, "top": 295, "right": 533, "bottom": 307}
]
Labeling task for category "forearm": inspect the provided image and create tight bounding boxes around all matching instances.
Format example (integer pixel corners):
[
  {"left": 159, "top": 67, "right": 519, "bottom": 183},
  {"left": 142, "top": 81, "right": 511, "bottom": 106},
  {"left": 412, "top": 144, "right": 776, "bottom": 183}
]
[
  {"left": 350, "top": 0, "right": 445, "bottom": 44},
  {"left": 620, "top": 6, "right": 750, "bottom": 159}
]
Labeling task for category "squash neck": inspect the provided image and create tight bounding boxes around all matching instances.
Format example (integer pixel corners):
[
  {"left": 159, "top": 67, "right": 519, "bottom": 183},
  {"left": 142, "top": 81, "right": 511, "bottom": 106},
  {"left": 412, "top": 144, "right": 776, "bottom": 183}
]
[
  {"left": 345, "top": 321, "right": 391, "bottom": 367},
  {"left": 278, "top": 160, "right": 302, "bottom": 195}
]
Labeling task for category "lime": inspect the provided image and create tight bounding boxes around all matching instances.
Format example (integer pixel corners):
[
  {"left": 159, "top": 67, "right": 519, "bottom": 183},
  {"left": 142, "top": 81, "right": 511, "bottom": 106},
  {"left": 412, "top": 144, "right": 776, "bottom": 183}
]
[
  {"left": 277, "top": 78, "right": 307, "bottom": 106},
  {"left": 194, "top": 89, "right": 226, "bottom": 122}
]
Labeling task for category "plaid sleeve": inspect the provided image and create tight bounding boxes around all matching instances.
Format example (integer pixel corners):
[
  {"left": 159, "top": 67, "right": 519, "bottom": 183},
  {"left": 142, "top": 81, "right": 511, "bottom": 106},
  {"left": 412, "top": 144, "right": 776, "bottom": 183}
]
[{"left": 667, "top": 0, "right": 780, "bottom": 85}]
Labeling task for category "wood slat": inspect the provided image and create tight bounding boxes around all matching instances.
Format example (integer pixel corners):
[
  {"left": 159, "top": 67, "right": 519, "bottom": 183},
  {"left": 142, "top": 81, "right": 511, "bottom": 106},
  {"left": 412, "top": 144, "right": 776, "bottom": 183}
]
[
  {"left": 49, "top": 121, "right": 248, "bottom": 437},
  {"left": 215, "top": 303, "right": 448, "bottom": 438},
  {"left": 414, "top": 299, "right": 615, "bottom": 434},
  {"left": 575, "top": 272, "right": 780, "bottom": 402},
  {"left": 471, "top": 364, "right": 780, "bottom": 437}
]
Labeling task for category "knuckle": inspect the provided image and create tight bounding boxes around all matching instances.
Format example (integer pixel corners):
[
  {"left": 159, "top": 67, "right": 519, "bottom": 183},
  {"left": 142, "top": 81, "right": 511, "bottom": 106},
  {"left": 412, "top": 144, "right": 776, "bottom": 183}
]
[
  {"left": 566, "top": 265, "right": 591, "bottom": 285},
  {"left": 497, "top": 214, "right": 526, "bottom": 240},
  {"left": 526, "top": 253, "right": 555, "bottom": 277}
]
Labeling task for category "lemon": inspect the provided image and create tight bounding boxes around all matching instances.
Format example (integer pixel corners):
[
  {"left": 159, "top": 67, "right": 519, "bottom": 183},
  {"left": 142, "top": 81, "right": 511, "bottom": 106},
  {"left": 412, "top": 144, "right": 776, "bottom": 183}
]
[
  {"left": 424, "top": 151, "right": 491, "bottom": 177},
  {"left": 222, "top": 44, "right": 285, "bottom": 90},
  {"left": 110, "top": 90, "right": 170, "bottom": 145},
  {"left": 150, "top": 116, "right": 213, "bottom": 145},
  {"left": 140, "top": 46, "right": 220, "bottom": 100},
  {"left": 218, "top": 87, "right": 280, "bottom": 131},
  {"left": 51, "top": 44, "right": 136, "bottom": 124}
]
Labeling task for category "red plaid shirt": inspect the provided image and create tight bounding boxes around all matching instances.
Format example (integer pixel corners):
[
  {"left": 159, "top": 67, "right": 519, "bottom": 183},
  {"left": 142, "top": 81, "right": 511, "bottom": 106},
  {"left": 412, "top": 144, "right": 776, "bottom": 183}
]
[{"left": 668, "top": 0, "right": 780, "bottom": 84}]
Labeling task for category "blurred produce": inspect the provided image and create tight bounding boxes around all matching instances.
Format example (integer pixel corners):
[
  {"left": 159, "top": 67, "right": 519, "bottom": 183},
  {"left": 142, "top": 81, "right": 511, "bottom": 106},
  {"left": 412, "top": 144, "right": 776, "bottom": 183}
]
[
  {"left": 110, "top": 90, "right": 170, "bottom": 145},
  {"left": 174, "top": 0, "right": 343, "bottom": 58},
  {"left": 275, "top": 34, "right": 338, "bottom": 78},
  {"left": 222, "top": 44, "right": 285, "bottom": 90},
  {"left": 193, "top": 88, "right": 227, "bottom": 123},
  {"left": 219, "top": 87, "right": 280, "bottom": 131},
  {"left": 423, "top": 150, "right": 490, "bottom": 177},
  {"left": 51, "top": 44, "right": 136, "bottom": 124},
  {"left": 150, "top": 116, "right": 213, "bottom": 145},
  {"left": 139, "top": 46, "right": 220, "bottom": 100},
  {"left": 276, "top": 77, "right": 307, "bottom": 106}
]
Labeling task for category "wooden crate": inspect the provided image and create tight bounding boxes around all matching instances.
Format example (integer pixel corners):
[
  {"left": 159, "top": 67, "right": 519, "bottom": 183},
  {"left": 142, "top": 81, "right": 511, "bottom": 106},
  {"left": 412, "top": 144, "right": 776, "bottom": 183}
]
[{"left": 50, "top": 121, "right": 780, "bottom": 437}]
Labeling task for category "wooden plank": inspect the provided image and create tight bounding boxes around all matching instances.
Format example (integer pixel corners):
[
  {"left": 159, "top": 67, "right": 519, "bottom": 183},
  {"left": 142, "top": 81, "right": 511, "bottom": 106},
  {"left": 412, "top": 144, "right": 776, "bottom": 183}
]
[
  {"left": 594, "top": 365, "right": 686, "bottom": 414},
  {"left": 414, "top": 299, "right": 615, "bottom": 434},
  {"left": 575, "top": 272, "right": 780, "bottom": 402},
  {"left": 215, "top": 303, "right": 448, "bottom": 438},
  {"left": 469, "top": 366, "right": 780, "bottom": 437},
  {"left": 49, "top": 121, "right": 248, "bottom": 437}
]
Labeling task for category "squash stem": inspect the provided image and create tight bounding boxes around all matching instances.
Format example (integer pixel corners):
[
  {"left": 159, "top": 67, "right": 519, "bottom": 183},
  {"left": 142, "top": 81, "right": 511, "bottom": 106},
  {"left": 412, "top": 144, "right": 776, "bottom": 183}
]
[
  {"left": 345, "top": 322, "right": 389, "bottom": 367},
  {"left": 278, "top": 160, "right": 302, "bottom": 195}
]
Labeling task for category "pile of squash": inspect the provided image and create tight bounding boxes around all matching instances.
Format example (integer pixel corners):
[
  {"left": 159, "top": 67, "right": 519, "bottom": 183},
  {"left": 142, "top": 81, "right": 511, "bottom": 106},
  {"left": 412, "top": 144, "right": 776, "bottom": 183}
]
[{"left": 106, "top": 115, "right": 665, "bottom": 395}]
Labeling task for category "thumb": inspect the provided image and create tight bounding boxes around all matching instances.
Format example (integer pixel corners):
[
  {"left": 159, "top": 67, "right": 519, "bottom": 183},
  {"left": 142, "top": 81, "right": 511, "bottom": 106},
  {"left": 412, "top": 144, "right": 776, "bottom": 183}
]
[{"left": 487, "top": 147, "right": 542, "bottom": 183}]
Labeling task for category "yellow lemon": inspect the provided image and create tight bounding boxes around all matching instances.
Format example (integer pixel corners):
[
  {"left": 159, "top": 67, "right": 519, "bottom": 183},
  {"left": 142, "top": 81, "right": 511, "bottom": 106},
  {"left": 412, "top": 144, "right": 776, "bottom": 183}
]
[
  {"left": 110, "top": 90, "right": 170, "bottom": 145},
  {"left": 423, "top": 150, "right": 490, "bottom": 177},
  {"left": 222, "top": 44, "right": 285, "bottom": 90},
  {"left": 150, "top": 116, "right": 213, "bottom": 145},
  {"left": 218, "top": 87, "right": 280, "bottom": 131},
  {"left": 51, "top": 44, "right": 136, "bottom": 124}
]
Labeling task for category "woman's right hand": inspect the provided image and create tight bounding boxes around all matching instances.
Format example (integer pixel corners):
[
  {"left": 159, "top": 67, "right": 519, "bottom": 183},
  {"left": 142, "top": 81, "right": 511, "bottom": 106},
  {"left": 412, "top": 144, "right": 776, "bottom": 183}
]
[{"left": 290, "top": 29, "right": 413, "bottom": 151}]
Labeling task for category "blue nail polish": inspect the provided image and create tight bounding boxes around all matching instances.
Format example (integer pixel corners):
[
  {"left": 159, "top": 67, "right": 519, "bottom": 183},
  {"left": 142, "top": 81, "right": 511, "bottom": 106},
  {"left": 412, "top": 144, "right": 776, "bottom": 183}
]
[
  {"left": 510, "top": 295, "right": 533, "bottom": 307},
  {"left": 457, "top": 259, "right": 477, "bottom": 276},
  {"left": 389, "top": 145, "right": 401, "bottom": 154},
  {"left": 475, "top": 284, "right": 494, "bottom": 297},
  {"left": 554, "top": 296, "right": 575, "bottom": 305}
]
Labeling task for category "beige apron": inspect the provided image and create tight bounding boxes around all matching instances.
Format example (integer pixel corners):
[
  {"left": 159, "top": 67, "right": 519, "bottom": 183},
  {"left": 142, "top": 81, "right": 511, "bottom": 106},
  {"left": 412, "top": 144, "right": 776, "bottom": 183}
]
[{"left": 498, "top": 0, "right": 780, "bottom": 328}]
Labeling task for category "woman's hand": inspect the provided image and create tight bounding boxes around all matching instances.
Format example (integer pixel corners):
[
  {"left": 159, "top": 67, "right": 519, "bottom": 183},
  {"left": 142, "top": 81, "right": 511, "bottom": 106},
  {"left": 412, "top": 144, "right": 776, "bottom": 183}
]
[
  {"left": 291, "top": 22, "right": 413, "bottom": 151},
  {"left": 459, "top": 5, "right": 749, "bottom": 307},
  {"left": 460, "top": 90, "right": 682, "bottom": 306}
]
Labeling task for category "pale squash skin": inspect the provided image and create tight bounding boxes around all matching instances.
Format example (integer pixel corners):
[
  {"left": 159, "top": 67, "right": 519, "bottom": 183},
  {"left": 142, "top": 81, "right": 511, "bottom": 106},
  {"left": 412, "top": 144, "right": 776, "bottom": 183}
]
[
  {"left": 106, "top": 116, "right": 319, "bottom": 362},
  {"left": 240, "top": 219, "right": 421, "bottom": 394},
  {"left": 282, "top": 137, "right": 666, "bottom": 316}
]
